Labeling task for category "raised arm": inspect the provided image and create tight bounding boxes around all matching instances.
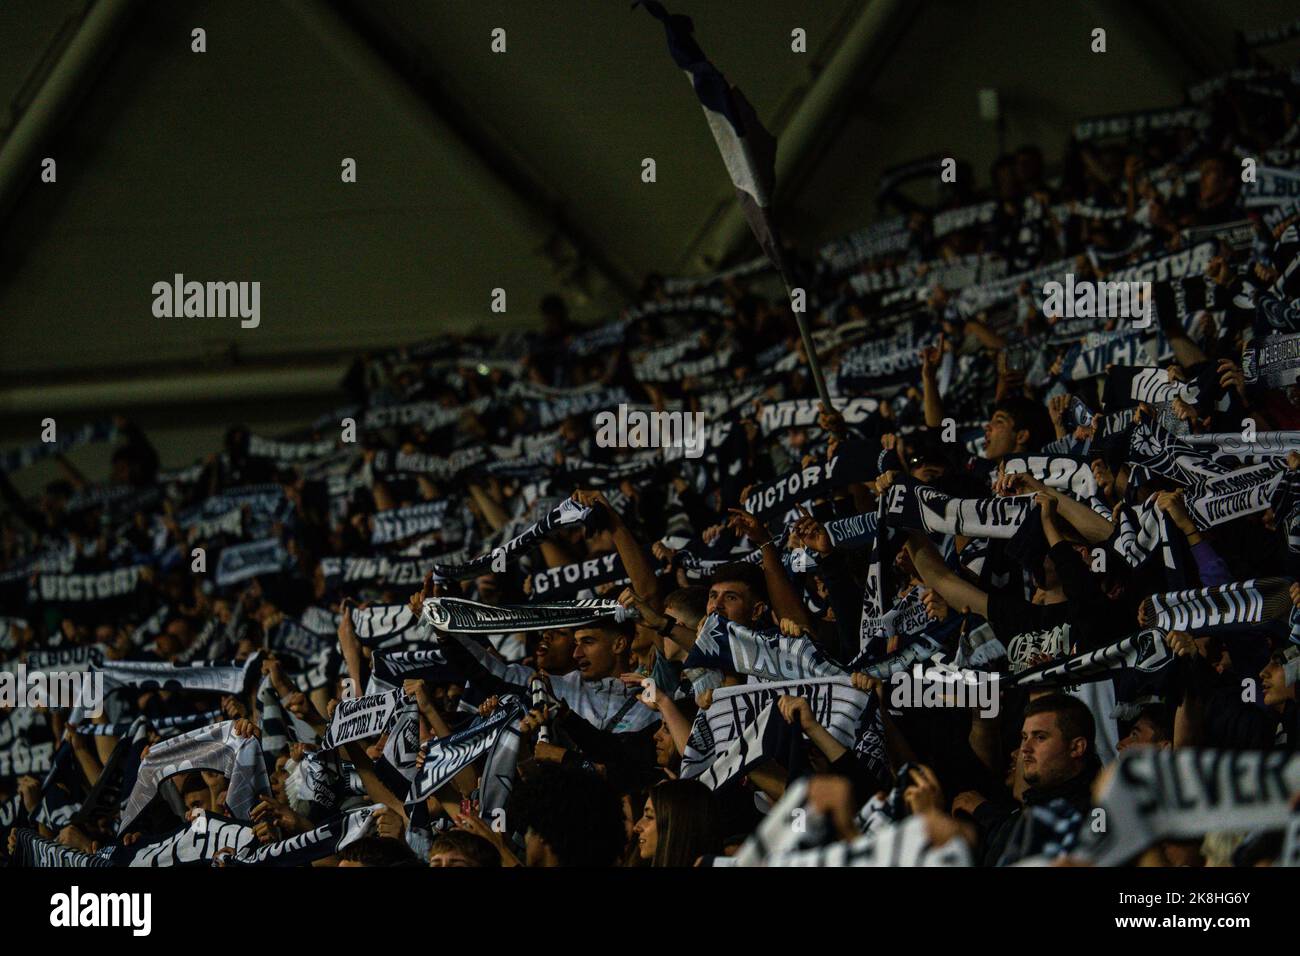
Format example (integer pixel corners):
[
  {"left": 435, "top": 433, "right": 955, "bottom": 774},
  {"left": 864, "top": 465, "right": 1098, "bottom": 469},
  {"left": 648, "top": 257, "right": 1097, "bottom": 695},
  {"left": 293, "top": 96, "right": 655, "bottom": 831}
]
[
  {"left": 573, "top": 489, "right": 663, "bottom": 610},
  {"left": 728, "top": 507, "right": 814, "bottom": 632},
  {"left": 902, "top": 530, "right": 989, "bottom": 620}
]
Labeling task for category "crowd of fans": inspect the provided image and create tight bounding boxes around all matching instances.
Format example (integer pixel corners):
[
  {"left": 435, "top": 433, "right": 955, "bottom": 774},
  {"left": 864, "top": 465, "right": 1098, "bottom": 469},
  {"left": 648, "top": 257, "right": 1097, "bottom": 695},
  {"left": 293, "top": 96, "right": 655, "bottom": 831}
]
[{"left": 2, "top": 34, "right": 1300, "bottom": 870}]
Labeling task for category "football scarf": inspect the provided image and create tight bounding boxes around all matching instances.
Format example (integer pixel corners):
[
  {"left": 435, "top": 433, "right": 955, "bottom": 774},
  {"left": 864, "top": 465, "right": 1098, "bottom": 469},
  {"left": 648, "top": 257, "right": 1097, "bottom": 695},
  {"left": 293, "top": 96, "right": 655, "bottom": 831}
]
[
  {"left": 950, "top": 622, "right": 1009, "bottom": 670},
  {"left": 406, "top": 696, "right": 526, "bottom": 804},
  {"left": 999, "top": 454, "right": 1098, "bottom": 499},
  {"left": 836, "top": 328, "right": 925, "bottom": 384},
  {"left": 368, "top": 648, "right": 456, "bottom": 691},
  {"left": 286, "top": 750, "right": 345, "bottom": 812},
  {"left": 22, "top": 643, "right": 104, "bottom": 674},
  {"left": 1183, "top": 460, "right": 1286, "bottom": 529},
  {"left": 1123, "top": 422, "right": 1283, "bottom": 527},
  {"left": 420, "top": 597, "right": 632, "bottom": 634},
  {"left": 1010, "top": 628, "right": 1173, "bottom": 688},
  {"left": 256, "top": 677, "right": 294, "bottom": 755},
  {"left": 215, "top": 538, "right": 293, "bottom": 587},
  {"left": 369, "top": 446, "right": 488, "bottom": 480},
  {"left": 181, "top": 484, "right": 287, "bottom": 525},
  {"left": 728, "top": 779, "right": 972, "bottom": 867},
  {"left": 1125, "top": 421, "right": 1223, "bottom": 485},
  {"left": 1102, "top": 366, "right": 1204, "bottom": 410},
  {"left": 91, "top": 654, "right": 259, "bottom": 700},
  {"left": 371, "top": 499, "right": 455, "bottom": 546},
  {"left": 319, "top": 555, "right": 445, "bottom": 591},
  {"left": 246, "top": 434, "right": 339, "bottom": 463},
  {"left": 8, "top": 828, "right": 115, "bottom": 868},
  {"left": 687, "top": 695, "right": 809, "bottom": 791},
  {"left": 742, "top": 440, "right": 874, "bottom": 522},
  {"left": 1140, "top": 577, "right": 1295, "bottom": 634},
  {"left": 477, "top": 715, "right": 525, "bottom": 820},
  {"left": 680, "top": 677, "right": 869, "bottom": 784},
  {"left": 858, "top": 494, "right": 898, "bottom": 657},
  {"left": 1082, "top": 748, "right": 1300, "bottom": 866},
  {"left": 119, "top": 720, "right": 271, "bottom": 833},
  {"left": 859, "top": 584, "right": 942, "bottom": 664},
  {"left": 530, "top": 386, "right": 629, "bottom": 428},
  {"left": 684, "top": 614, "right": 845, "bottom": 683},
  {"left": 1063, "top": 330, "right": 1168, "bottom": 382},
  {"left": 382, "top": 699, "right": 421, "bottom": 780},
  {"left": 529, "top": 551, "right": 630, "bottom": 599},
  {"left": 824, "top": 511, "right": 878, "bottom": 550},
  {"left": 1105, "top": 239, "right": 1217, "bottom": 285},
  {"left": 1184, "top": 431, "right": 1300, "bottom": 463},
  {"left": 758, "top": 397, "right": 881, "bottom": 437},
  {"left": 267, "top": 618, "right": 331, "bottom": 666},
  {"left": 0, "top": 420, "right": 116, "bottom": 473},
  {"left": 362, "top": 396, "right": 492, "bottom": 432},
  {"left": 224, "top": 802, "right": 383, "bottom": 867},
  {"left": 1242, "top": 166, "right": 1300, "bottom": 208},
  {"left": 888, "top": 477, "right": 1037, "bottom": 539},
  {"left": 33, "top": 566, "right": 144, "bottom": 604},
  {"left": 320, "top": 689, "right": 404, "bottom": 750},
  {"left": 1282, "top": 814, "right": 1300, "bottom": 867},
  {"left": 1256, "top": 288, "right": 1300, "bottom": 336},
  {"left": 1108, "top": 498, "right": 1187, "bottom": 585},
  {"left": 431, "top": 498, "right": 593, "bottom": 580},
  {"left": 817, "top": 216, "right": 911, "bottom": 274},
  {"left": 766, "top": 814, "right": 973, "bottom": 867},
  {"left": 122, "top": 812, "right": 258, "bottom": 867},
  {"left": 1243, "top": 332, "right": 1300, "bottom": 388}
]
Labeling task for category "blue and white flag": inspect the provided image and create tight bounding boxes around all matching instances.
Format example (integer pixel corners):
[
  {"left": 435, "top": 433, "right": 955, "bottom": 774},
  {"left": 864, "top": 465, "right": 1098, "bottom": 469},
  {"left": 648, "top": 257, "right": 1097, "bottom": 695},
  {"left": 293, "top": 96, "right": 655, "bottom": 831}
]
[{"left": 638, "top": 1, "right": 787, "bottom": 276}]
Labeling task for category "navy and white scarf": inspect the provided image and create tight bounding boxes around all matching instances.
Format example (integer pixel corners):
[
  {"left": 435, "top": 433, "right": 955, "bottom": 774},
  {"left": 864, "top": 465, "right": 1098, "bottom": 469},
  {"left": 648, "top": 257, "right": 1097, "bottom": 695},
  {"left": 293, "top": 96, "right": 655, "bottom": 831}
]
[
  {"left": 421, "top": 597, "right": 632, "bottom": 634},
  {"left": 1082, "top": 748, "right": 1300, "bottom": 866},
  {"left": 742, "top": 440, "right": 874, "bottom": 523},
  {"left": 680, "top": 677, "right": 869, "bottom": 785},
  {"left": 215, "top": 538, "right": 293, "bottom": 587},
  {"left": 1010, "top": 628, "right": 1173, "bottom": 688},
  {"left": 320, "top": 689, "right": 405, "bottom": 750},
  {"left": 684, "top": 614, "right": 844, "bottom": 683},
  {"left": 406, "top": 696, "right": 526, "bottom": 804},
  {"left": 1140, "top": 577, "right": 1295, "bottom": 635},
  {"left": 371, "top": 499, "right": 455, "bottom": 546},
  {"left": 225, "top": 802, "right": 383, "bottom": 867},
  {"left": 529, "top": 552, "right": 629, "bottom": 600},
  {"left": 119, "top": 720, "right": 271, "bottom": 833},
  {"left": 431, "top": 499, "right": 593, "bottom": 580},
  {"left": 33, "top": 566, "right": 144, "bottom": 604}
]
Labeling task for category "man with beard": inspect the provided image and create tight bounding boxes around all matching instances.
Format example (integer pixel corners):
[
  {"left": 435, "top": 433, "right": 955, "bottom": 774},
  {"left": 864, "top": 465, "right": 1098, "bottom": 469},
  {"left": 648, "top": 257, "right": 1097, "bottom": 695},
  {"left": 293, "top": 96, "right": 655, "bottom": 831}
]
[{"left": 966, "top": 694, "right": 1100, "bottom": 866}]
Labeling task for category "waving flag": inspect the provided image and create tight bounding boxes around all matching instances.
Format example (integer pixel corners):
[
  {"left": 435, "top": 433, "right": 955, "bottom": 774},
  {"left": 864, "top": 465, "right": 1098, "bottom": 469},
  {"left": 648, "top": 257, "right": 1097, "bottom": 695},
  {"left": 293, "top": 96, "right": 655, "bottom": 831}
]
[
  {"left": 636, "top": 1, "right": 784, "bottom": 273},
  {"left": 636, "top": 1, "right": 830, "bottom": 403}
]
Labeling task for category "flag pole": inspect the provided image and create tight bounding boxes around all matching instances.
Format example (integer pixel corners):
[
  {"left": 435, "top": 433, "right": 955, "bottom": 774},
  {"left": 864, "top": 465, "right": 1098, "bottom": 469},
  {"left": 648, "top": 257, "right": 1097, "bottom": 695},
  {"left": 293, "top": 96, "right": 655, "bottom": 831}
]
[
  {"left": 778, "top": 271, "right": 832, "bottom": 408},
  {"left": 637, "top": 1, "right": 834, "bottom": 408}
]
